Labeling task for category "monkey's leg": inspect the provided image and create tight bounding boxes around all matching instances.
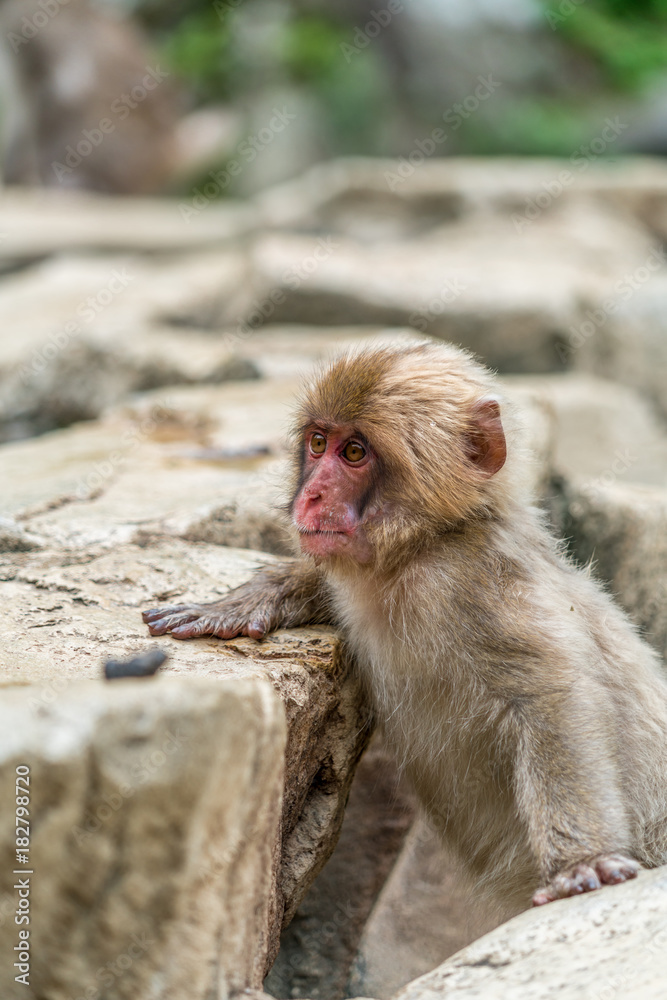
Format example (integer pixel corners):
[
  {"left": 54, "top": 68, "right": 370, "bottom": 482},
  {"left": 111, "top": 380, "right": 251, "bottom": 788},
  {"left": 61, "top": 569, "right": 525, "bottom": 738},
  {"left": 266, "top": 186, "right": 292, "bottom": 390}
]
[
  {"left": 512, "top": 706, "right": 640, "bottom": 906},
  {"left": 142, "top": 559, "right": 330, "bottom": 640}
]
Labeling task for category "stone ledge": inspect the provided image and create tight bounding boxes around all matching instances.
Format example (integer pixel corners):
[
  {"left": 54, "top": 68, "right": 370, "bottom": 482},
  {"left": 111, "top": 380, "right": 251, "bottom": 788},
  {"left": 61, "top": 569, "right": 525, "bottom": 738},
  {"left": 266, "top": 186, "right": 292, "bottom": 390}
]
[
  {"left": 0, "top": 675, "right": 285, "bottom": 1000},
  {"left": 393, "top": 865, "right": 667, "bottom": 1000},
  {"left": 0, "top": 540, "right": 372, "bottom": 994}
]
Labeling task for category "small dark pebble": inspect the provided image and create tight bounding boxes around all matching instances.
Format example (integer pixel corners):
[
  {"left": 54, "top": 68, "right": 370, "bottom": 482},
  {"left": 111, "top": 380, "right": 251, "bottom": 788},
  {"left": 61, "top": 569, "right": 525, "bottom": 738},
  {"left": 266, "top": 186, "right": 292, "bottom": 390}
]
[{"left": 104, "top": 648, "right": 167, "bottom": 680}]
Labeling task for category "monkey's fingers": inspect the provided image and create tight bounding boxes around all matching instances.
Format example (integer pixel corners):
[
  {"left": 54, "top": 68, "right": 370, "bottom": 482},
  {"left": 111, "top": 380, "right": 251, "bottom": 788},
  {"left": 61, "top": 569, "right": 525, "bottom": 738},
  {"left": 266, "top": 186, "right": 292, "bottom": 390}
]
[
  {"left": 246, "top": 619, "right": 271, "bottom": 640},
  {"left": 142, "top": 605, "right": 192, "bottom": 624},
  {"left": 207, "top": 615, "right": 271, "bottom": 640},
  {"left": 169, "top": 616, "right": 270, "bottom": 641},
  {"left": 169, "top": 616, "right": 222, "bottom": 639},
  {"left": 145, "top": 609, "right": 202, "bottom": 636}
]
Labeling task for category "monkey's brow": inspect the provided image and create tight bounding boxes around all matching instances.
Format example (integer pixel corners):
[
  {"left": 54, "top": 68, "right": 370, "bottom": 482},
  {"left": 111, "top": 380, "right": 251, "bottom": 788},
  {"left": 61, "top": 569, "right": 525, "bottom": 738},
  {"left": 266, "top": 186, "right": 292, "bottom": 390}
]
[{"left": 303, "top": 421, "right": 368, "bottom": 442}]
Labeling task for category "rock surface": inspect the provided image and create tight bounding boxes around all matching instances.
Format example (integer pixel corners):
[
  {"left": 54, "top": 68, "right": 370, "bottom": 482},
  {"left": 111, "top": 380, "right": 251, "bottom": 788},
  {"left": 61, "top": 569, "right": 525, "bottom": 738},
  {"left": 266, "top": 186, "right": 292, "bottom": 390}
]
[
  {"left": 265, "top": 736, "right": 417, "bottom": 1000},
  {"left": 249, "top": 203, "right": 652, "bottom": 374},
  {"left": 255, "top": 157, "right": 667, "bottom": 237},
  {"left": 0, "top": 540, "right": 372, "bottom": 958},
  {"left": 393, "top": 865, "right": 667, "bottom": 1000},
  {"left": 564, "top": 483, "right": 667, "bottom": 661},
  {"left": 0, "top": 676, "right": 285, "bottom": 1000},
  {"left": 0, "top": 187, "right": 256, "bottom": 263},
  {"left": 575, "top": 275, "right": 667, "bottom": 421},
  {"left": 348, "top": 821, "right": 501, "bottom": 1000}
]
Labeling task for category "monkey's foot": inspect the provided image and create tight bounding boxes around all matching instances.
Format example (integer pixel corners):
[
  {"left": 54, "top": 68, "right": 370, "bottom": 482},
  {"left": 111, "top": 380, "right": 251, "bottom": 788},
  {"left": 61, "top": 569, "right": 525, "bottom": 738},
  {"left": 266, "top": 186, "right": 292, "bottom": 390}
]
[
  {"left": 142, "top": 604, "right": 270, "bottom": 641},
  {"left": 532, "top": 854, "right": 640, "bottom": 906}
]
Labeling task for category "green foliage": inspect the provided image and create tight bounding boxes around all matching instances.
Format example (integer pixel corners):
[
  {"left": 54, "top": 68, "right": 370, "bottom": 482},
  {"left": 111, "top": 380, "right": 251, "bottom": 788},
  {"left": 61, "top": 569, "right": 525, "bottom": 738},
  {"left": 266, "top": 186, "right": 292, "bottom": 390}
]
[
  {"left": 160, "top": 7, "right": 232, "bottom": 102},
  {"left": 280, "top": 16, "right": 348, "bottom": 82},
  {"left": 543, "top": 0, "right": 667, "bottom": 91},
  {"left": 146, "top": 0, "right": 667, "bottom": 168},
  {"left": 460, "top": 99, "right": 591, "bottom": 157},
  {"left": 280, "top": 18, "right": 393, "bottom": 152}
]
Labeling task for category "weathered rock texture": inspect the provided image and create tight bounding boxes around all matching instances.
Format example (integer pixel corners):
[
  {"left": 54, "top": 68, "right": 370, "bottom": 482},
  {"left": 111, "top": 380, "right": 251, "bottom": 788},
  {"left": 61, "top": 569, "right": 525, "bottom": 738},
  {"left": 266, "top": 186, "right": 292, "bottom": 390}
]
[
  {"left": 0, "top": 676, "right": 285, "bottom": 1000},
  {"left": 0, "top": 541, "right": 372, "bottom": 961},
  {"left": 393, "top": 865, "right": 667, "bottom": 1000},
  {"left": 564, "top": 483, "right": 667, "bottom": 661},
  {"left": 348, "top": 820, "right": 501, "bottom": 1000},
  {"left": 265, "top": 736, "right": 417, "bottom": 1000}
]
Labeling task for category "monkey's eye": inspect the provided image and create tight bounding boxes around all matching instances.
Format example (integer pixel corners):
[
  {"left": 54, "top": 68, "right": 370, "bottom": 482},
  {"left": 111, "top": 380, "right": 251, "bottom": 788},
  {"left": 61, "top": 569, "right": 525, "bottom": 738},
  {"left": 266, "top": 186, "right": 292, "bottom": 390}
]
[
  {"left": 310, "top": 433, "right": 327, "bottom": 455},
  {"left": 343, "top": 441, "right": 366, "bottom": 463}
]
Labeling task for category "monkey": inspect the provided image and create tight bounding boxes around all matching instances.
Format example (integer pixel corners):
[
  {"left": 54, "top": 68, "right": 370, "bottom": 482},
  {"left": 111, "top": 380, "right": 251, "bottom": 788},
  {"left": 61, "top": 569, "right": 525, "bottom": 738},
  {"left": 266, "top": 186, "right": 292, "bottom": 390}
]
[{"left": 143, "top": 340, "right": 667, "bottom": 912}]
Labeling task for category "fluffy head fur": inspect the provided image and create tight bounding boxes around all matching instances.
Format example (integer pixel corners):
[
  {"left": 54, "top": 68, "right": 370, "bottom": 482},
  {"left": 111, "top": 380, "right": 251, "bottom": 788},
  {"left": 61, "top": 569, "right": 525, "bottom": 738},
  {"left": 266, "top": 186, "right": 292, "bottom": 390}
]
[{"left": 291, "top": 340, "right": 523, "bottom": 569}]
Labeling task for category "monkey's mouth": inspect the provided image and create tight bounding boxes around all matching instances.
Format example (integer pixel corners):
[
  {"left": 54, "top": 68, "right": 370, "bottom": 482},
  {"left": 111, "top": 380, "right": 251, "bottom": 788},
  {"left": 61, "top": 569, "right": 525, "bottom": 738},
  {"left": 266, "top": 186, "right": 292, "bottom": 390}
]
[
  {"left": 298, "top": 528, "right": 351, "bottom": 536},
  {"left": 296, "top": 524, "right": 373, "bottom": 563}
]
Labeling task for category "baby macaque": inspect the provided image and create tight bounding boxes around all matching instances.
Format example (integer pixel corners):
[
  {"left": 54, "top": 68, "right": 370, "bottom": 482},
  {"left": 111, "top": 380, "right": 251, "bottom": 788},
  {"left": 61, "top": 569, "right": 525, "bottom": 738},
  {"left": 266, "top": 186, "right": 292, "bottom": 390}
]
[{"left": 144, "top": 341, "right": 667, "bottom": 911}]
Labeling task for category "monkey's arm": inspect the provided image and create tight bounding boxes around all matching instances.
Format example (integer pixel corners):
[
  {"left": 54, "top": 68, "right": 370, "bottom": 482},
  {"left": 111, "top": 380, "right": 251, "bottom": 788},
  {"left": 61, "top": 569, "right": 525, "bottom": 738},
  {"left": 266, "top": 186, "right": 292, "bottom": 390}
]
[
  {"left": 511, "top": 694, "right": 640, "bottom": 905},
  {"left": 142, "top": 559, "right": 330, "bottom": 641}
]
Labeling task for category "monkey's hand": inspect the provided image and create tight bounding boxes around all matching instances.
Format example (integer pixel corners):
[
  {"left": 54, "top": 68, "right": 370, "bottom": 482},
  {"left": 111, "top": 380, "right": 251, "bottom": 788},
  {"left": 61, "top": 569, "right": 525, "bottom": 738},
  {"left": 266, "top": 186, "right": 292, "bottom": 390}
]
[
  {"left": 142, "top": 560, "right": 330, "bottom": 641},
  {"left": 142, "top": 597, "right": 271, "bottom": 640},
  {"left": 531, "top": 854, "right": 640, "bottom": 906}
]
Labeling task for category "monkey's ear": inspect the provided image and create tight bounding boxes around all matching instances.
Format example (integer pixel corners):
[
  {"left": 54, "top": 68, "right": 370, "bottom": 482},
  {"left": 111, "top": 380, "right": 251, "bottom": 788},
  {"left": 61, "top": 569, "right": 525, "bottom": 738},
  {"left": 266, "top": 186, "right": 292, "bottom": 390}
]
[{"left": 464, "top": 398, "right": 507, "bottom": 477}]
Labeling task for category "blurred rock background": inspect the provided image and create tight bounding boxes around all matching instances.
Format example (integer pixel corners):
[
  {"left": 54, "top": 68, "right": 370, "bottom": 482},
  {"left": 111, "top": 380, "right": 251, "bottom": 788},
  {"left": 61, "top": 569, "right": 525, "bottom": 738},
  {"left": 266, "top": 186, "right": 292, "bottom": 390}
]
[{"left": 3, "top": 0, "right": 667, "bottom": 196}]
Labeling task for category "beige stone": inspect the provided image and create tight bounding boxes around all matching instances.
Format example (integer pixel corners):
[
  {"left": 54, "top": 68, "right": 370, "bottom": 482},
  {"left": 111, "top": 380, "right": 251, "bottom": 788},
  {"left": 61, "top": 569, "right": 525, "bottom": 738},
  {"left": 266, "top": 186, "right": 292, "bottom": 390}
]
[
  {"left": 574, "top": 275, "right": 667, "bottom": 421},
  {"left": 0, "top": 675, "right": 285, "bottom": 1000},
  {"left": 256, "top": 156, "right": 667, "bottom": 235},
  {"left": 266, "top": 736, "right": 416, "bottom": 1000},
  {"left": 247, "top": 198, "right": 655, "bottom": 374},
  {"left": 392, "top": 865, "right": 667, "bottom": 1000},
  {"left": 564, "top": 482, "right": 667, "bottom": 661},
  {"left": 0, "top": 540, "right": 372, "bottom": 958},
  {"left": 349, "top": 821, "right": 501, "bottom": 1000},
  {"left": 0, "top": 251, "right": 260, "bottom": 439},
  {"left": 0, "top": 187, "right": 257, "bottom": 262},
  {"left": 504, "top": 373, "right": 667, "bottom": 489},
  {"left": 0, "top": 380, "right": 293, "bottom": 551}
]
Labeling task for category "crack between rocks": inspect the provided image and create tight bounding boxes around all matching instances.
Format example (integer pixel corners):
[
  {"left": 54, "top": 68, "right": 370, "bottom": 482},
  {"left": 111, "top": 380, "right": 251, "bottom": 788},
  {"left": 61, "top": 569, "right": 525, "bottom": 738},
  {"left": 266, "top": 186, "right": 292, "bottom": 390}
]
[
  {"left": 459, "top": 957, "right": 511, "bottom": 969},
  {"left": 16, "top": 482, "right": 114, "bottom": 522}
]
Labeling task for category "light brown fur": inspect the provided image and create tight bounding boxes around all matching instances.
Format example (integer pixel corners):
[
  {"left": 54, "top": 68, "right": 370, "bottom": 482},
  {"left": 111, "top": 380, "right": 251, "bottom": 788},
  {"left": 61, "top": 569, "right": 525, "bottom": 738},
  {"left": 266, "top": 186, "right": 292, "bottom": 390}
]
[{"left": 144, "top": 341, "right": 667, "bottom": 910}]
